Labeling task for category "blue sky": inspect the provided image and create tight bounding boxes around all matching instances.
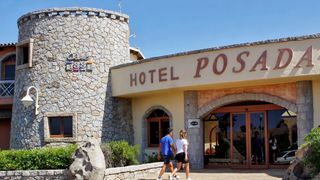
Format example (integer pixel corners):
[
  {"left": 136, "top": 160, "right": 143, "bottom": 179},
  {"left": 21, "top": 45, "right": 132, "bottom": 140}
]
[{"left": 1, "top": 0, "right": 320, "bottom": 58}]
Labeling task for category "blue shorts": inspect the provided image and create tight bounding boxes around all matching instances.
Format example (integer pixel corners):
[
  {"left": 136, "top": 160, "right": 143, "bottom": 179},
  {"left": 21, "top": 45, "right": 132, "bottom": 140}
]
[{"left": 163, "top": 155, "right": 172, "bottom": 164}]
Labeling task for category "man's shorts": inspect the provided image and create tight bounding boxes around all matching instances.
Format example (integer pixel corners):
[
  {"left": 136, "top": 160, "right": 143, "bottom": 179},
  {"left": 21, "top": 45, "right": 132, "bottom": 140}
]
[
  {"left": 163, "top": 155, "right": 172, "bottom": 164},
  {"left": 175, "top": 152, "right": 189, "bottom": 163}
]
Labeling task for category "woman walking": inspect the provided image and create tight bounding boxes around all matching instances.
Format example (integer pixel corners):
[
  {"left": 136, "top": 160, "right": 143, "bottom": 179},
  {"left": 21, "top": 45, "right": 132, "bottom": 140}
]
[{"left": 169, "top": 129, "right": 192, "bottom": 180}]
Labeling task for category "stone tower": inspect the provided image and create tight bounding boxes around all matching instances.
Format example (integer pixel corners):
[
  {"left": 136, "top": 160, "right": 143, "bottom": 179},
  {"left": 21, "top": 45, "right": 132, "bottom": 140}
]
[{"left": 11, "top": 7, "right": 133, "bottom": 148}]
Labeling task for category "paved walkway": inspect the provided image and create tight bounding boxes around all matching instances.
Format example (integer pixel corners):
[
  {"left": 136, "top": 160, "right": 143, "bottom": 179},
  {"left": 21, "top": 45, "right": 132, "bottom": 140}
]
[{"left": 141, "top": 169, "right": 285, "bottom": 180}]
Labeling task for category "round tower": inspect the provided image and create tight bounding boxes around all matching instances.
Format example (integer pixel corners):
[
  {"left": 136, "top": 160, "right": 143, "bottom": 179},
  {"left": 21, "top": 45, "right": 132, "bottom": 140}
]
[{"left": 11, "top": 7, "right": 131, "bottom": 148}]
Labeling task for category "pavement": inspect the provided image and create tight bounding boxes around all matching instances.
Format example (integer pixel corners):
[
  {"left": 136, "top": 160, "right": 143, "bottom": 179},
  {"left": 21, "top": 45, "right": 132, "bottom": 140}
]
[{"left": 140, "top": 168, "right": 285, "bottom": 180}]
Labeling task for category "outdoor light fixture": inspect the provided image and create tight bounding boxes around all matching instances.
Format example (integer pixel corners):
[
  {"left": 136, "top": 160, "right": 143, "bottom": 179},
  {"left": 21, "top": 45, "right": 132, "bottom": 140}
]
[{"left": 21, "top": 86, "right": 39, "bottom": 115}]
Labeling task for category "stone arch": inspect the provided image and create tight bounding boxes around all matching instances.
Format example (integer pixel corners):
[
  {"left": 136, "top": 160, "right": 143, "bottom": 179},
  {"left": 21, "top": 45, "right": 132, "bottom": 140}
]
[
  {"left": 198, "top": 93, "right": 297, "bottom": 118},
  {"left": 143, "top": 105, "right": 173, "bottom": 122},
  {"left": 140, "top": 105, "right": 173, "bottom": 162}
]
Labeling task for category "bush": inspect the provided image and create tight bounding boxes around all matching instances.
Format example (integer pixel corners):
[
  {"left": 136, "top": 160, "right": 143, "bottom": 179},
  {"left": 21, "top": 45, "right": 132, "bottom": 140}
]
[
  {"left": 144, "top": 152, "right": 162, "bottom": 163},
  {"left": 101, "top": 141, "right": 139, "bottom": 167},
  {"left": 303, "top": 127, "right": 320, "bottom": 176},
  {"left": 0, "top": 145, "right": 77, "bottom": 171}
]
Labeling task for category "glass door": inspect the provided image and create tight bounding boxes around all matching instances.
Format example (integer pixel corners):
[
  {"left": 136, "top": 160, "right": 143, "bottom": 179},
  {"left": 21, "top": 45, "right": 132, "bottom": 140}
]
[
  {"left": 231, "top": 113, "right": 247, "bottom": 165},
  {"left": 203, "top": 101, "right": 294, "bottom": 168},
  {"left": 249, "top": 112, "right": 267, "bottom": 166}
]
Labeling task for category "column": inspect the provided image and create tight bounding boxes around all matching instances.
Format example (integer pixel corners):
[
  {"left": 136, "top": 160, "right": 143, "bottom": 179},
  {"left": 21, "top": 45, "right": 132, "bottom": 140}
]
[
  {"left": 184, "top": 91, "right": 203, "bottom": 169},
  {"left": 296, "top": 81, "right": 313, "bottom": 146}
]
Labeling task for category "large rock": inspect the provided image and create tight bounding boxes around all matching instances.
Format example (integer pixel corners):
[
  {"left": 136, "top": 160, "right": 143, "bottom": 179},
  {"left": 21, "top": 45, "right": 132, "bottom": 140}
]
[
  {"left": 312, "top": 173, "right": 320, "bottom": 180},
  {"left": 283, "top": 146, "right": 313, "bottom": 180},
  {"left": 70, "top": 140, "right": 106, "bottom": 180}
]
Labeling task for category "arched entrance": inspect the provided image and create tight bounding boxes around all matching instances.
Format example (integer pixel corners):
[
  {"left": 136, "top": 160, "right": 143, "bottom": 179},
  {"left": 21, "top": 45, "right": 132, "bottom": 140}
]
[{"left": 203, "top": 100, "right": 297, "bottom": 168}]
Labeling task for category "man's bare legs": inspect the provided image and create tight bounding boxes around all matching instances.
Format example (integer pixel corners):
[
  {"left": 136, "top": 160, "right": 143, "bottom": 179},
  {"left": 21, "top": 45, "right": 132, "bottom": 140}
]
[{"left": 158, "top": 163, "right": 174, "bottom": 177}]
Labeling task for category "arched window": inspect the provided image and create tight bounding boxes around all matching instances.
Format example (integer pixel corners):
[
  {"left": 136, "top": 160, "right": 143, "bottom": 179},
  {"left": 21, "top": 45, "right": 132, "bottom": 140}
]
[
  {"left": 147, "top": 109, "right": 170, "bottom": 147},
  {"left": 1, "top": 54, "right": 15, "bottom": 80}
]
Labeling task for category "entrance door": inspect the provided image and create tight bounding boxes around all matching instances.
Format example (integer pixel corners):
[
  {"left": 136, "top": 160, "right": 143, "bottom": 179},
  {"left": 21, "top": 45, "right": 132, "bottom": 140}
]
[
  {"left": 249, "top": 112, "right": 267, "bottom": 167},
  {"left": 203, "top": 102, "right": 297, "bottom": 168},
  {"left": 231, "top": 112, "right": 267, "bottom": 167},
  {"left": 0, "top": 118, "right": 11, "bottom": 149},
  {"left": 231, "top": 113, "right": 247, "bottom": 165}
]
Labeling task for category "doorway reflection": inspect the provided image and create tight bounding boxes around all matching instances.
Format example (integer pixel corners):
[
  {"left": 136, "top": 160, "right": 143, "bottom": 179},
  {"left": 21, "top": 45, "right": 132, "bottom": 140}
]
[
  {"left": 204, "top": 112, "right": 230, "bottom": 165},
  {"left": 232, "top": 113, "right": 247, "bottom": 165},
  {"left": 268, "top": 109, "right": 297, "bottom": 165},
  {"left": 250, "top": 112, "right": 265, "bottom": 165}
]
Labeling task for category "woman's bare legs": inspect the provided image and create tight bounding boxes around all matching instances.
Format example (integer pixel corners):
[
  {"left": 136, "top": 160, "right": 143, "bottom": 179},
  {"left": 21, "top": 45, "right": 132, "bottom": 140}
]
[
  {"left": 185, "top": 162, "right": 190, "bottom": 178},
  {"left": 170, "top": 162, "right": 182, "bottom": 176}
]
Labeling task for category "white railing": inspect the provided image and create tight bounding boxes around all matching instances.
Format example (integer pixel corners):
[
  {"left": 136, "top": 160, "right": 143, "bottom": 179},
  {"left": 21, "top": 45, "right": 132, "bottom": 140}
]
[{"left": 0, "top": 80, "right": 14, "bottom": 97}]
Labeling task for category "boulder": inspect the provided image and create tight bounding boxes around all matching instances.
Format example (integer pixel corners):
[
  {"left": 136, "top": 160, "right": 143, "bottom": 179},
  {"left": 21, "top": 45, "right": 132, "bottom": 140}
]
[
  {"left": 283, "top": 146, "right": 313, "bottom": 180},
  {"left": 312, "top": 173, "right": 320, "bottom": 180},
  {"left": 70, "top": 140, "right": 106, "bottom": 180},
  {"left": 295, "top": 146, "right": 311, "bottom": 159}
]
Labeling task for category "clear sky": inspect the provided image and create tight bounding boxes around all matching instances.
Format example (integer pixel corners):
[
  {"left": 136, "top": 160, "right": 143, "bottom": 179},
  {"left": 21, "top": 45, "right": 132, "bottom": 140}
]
[{"left": 1, "top": 0, "right": 320, "bottom": 58}]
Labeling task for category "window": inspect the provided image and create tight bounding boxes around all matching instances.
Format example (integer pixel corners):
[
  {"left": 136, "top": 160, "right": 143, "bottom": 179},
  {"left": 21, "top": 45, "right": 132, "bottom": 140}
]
[
  {"left": 49, "top": 116, "right": 73, "bottom": 138},
  {"left": 44, "top": 112, "right": 77, "bottom": 142},
  {"left": 1, "top": 54, "right": 16, "bottom": 80},
  {"left": 147, "top": 109, "right": 170, "bottom": 147},
  {"left": 4, "top": 65, "right": 15, "bottom": 80},
  {"left": 16, "top": 38, "right": 33, "bottom": 69}
]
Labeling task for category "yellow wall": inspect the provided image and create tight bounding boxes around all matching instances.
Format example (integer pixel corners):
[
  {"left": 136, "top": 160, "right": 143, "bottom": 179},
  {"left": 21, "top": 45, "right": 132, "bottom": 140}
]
[
  {"left": 132, "top": 91, "right": 184, "bottom": 154},
  {"left": 313, "top": 80, "right": 320, "bottom": 127}
]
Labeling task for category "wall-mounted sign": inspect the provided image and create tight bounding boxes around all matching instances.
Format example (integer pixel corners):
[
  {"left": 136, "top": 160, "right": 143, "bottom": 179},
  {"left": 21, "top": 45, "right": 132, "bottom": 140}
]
[
  {"left": 188, "top": 119, "right": 200, "bottom": 128},
  {"left": 65, "top": 53, "right": 93, "bottom": 72}
]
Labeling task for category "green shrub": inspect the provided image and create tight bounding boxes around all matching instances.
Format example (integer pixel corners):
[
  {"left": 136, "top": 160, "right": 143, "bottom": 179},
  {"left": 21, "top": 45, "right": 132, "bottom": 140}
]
[
  {"left": 303, "top": 127, "right": 320, "bottom": 176},
  {"left": 101, "top": 141, "right": 139, "bottom": 167},
  {"left": 144, "top": 152, "right": 162, "bottom": 163},
  {"left": 0, "top": 145, "right": 77, "bottom": 170}
]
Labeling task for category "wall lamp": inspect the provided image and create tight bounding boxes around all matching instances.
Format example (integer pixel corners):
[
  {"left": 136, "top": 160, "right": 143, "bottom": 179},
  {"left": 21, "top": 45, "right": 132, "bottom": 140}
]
[{"left": 21, "top": 86, "right": 39, "bottom": 115}]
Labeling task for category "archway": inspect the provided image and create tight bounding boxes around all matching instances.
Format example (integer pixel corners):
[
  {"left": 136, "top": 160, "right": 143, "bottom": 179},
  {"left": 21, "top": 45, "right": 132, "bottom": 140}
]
[
  {"left": 198, "top": 93, "right": 297, "bottom": 118},
  {"left": 200, "top": 94, "right": 297, "bottom": 168}
]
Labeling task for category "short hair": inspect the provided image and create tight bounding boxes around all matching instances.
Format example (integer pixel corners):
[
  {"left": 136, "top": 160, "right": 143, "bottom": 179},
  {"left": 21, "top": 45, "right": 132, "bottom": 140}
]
[{"left": 167, "top": 127, "right": 173, "bottom": 134}]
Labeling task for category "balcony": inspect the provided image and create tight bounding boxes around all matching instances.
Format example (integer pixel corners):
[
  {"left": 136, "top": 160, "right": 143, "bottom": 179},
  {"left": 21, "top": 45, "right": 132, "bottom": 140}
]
[{"left": 0, "top": 80, "right": 14, "bottom": 97}]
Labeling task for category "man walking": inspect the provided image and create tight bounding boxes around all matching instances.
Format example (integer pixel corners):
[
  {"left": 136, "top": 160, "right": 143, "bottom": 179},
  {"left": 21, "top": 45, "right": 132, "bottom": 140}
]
[{"left": 157, "top": 128, "right": 176, "bottom": 180}]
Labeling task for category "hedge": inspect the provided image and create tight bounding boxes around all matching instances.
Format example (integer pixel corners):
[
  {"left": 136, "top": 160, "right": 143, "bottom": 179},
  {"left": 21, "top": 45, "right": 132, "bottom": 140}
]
[
  {"left": 101, "top": 141, "right": 139, "bottom": 168},
  {"left": 0, "top": 145, "right": 77, "bottom": 170}
]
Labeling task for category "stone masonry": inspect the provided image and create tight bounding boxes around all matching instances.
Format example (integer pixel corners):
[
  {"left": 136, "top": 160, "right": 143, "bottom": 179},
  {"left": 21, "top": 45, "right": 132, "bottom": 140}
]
[
  {"left": 296, "top": 81, "right": 314, "bottom": 145},
  {"left": 11, "top": 7, "right": 133, "bottom": 148},
  {"left": 184, "top": 91, "right": 204, "bottom": 169},
  {"left": 0, "top": 162, "right": 162, "bottom": 180}
]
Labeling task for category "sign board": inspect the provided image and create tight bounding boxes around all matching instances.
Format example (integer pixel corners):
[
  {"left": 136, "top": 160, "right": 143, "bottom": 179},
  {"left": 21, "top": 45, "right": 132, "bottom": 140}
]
[
  {"left": 188, "top": 119, "right": 200, "bottom": 128},
  {"left": 111, "top": 39, "right": 320, "bottom": 96},
  {"left": 65, "top": 53, "right": 93, "bottom": 72}
]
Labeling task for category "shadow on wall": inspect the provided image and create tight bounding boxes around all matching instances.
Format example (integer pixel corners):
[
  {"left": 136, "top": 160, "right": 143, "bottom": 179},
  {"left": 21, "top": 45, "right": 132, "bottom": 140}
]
[{"left": 101, "top": 71, "right": 134, "bottom": 144}]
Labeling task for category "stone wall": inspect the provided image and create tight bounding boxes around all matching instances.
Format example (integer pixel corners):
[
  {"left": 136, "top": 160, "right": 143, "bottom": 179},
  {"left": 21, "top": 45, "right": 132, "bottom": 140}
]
[
  {"left": 11, "top": 7, "right": 133, "bottom": 148},
  {"left": 296, "top": 81, "right": 313, "bottom": 145},
  {"left": 104, "top": 162, "right": 162, "bottom": 180},
  {"left": 102, "top": 76, "right": 134, "bottom": 144},
  {"left": 0, "top": 162, "right": 162, "bottom": 180},
  {"left": 184, "top": 91, "right": 204, "bottom": 169},
  {"left": 0, "top": 170, "right": 71, "bottom": 180}
]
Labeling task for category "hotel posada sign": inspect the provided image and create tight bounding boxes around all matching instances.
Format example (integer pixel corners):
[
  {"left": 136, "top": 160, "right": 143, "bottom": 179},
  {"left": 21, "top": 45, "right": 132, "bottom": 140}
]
[{"left": 111, "top": 38, "right": 320, "bottom": 96}]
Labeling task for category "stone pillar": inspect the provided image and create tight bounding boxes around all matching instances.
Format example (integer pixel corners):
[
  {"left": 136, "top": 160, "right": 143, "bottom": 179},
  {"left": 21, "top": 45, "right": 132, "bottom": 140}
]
[
  {"left": 184, "top": 91, "right": 203, "bottom": 169},
  {"left": 296, "top": 81, "right": 313, "bottom": 146}
]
